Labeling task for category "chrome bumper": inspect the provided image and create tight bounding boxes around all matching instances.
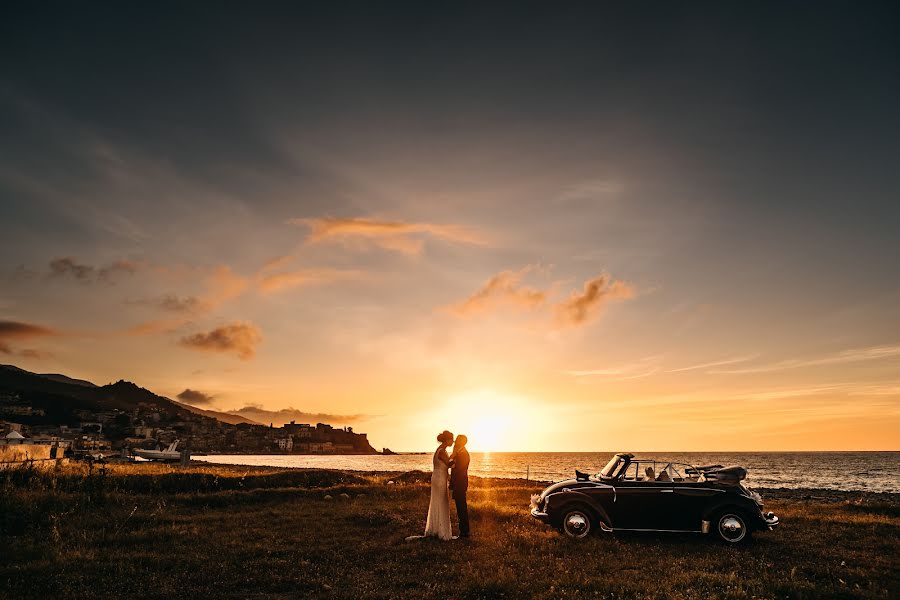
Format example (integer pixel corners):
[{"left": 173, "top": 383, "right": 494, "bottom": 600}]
[{"left": 530, "top": 507, "right": 550, "bottom": 522}]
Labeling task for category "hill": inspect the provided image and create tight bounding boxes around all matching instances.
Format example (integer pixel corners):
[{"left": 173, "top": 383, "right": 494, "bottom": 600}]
[
  {"left": 37, "top": 373, "right": 97, "bottom": 388},
  {"left": 0, "top": 364, "right": 255, "bottom": 426}
]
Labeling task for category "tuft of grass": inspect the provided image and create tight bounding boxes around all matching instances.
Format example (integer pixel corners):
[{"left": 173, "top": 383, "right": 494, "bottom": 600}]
[{"left": 1, "top": 462, "right": 898, "bottom": 599}]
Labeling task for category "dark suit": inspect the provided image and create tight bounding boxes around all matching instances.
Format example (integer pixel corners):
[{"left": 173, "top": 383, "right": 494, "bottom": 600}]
[{"left": 449, "top": 447, "right": 470, "bottom": 536}]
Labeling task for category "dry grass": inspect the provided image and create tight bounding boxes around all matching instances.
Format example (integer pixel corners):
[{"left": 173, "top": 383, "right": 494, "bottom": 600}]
[{"left": 1, "top": 461, "right": 898, "bottom": 599}]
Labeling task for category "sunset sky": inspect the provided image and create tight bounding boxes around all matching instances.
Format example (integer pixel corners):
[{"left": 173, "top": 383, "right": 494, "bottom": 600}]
[{"left": 1, "top": 4, "right": 898, "bottom": 451}]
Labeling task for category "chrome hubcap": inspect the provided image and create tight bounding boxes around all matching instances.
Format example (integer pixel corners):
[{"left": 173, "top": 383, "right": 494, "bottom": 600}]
[
  {"left": 718, "top": 515, "right": 745, "bottom": 542},
  {"left": 564, "top": 511, "right": 590, "bottom": 538}
]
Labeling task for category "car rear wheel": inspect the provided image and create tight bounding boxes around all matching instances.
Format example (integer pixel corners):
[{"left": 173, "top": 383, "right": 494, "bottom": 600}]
[
  {"left": 714, "top": 510, "right": 752, "bottom": 544},
  {"left": 560, "top": 507, "right": 594, "bottom": 539}
]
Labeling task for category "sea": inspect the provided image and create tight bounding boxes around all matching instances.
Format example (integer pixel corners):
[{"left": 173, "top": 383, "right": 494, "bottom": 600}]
[{"left": 193, "top": 451, "right": 900, "bottom": 493}]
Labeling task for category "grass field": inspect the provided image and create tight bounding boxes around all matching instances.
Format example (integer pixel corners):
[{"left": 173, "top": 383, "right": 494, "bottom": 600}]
[{"left": 1, "top": 461, "right": 897, "bottom": 599}]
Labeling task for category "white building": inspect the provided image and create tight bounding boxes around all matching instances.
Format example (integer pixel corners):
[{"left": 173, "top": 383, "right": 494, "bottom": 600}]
[{"left": 3, "top": 430, "right": 26, "bottom": 445}]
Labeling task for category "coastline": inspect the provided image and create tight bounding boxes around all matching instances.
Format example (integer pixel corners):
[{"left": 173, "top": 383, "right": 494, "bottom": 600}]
[{"left": 185, "top": 454, "right": 900, "bottom": 498}]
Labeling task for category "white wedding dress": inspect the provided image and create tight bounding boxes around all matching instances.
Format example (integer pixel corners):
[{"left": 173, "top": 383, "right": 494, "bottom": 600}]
[{"left": 424, "top": 446, "right": 452, "bottom": 540}]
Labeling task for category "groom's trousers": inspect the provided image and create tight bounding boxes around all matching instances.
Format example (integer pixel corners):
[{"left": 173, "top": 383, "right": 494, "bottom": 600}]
[{"left": 453, "top": 490, "right": 470, "bottom": 536}]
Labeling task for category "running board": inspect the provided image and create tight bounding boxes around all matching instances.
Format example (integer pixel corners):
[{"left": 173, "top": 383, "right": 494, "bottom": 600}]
[{"left": 608, "top": 527, "right": 703, "bottom": 533}]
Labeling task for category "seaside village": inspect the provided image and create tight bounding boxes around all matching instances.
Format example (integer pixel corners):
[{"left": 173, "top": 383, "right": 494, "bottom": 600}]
[{"left": 0, "top": 389, "right": 379, "bottom": 462}]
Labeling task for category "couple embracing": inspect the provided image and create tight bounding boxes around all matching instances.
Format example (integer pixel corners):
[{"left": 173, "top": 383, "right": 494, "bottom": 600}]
[{"left": 424, "top": 430, "right": 470, "bottom": 540}]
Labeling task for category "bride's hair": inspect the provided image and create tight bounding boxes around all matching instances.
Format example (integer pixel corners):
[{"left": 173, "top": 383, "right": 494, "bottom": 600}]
[{"left": 437, "top": 430, "right": 454, "bottom": 444}]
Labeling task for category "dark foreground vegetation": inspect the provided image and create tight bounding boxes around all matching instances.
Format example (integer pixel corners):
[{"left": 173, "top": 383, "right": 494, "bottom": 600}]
[{"left": 2, "top": 462, "right": 897, "bottom": 599}]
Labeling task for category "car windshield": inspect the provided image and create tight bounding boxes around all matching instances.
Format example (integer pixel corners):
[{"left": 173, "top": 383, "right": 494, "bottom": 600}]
[
  {"left": 628, "top": 461, "right": 702, "bottom": 482},
  {"left": 598, "top": 455, "right": 622, "bottom": 478}
]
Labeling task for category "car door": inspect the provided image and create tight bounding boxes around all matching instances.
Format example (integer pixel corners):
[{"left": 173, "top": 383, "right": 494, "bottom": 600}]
[
  {"left": 669, "top": 484, "right": 721, "bottom": 530},
  {"left": 609, "top": 479, "right": 672, "bottom": 529},
  {"left": 612, "top": 462, "right": 694, "bottom": 530},
  {"left": 605, "top": 462, "right": 645, "bottom": 528}
]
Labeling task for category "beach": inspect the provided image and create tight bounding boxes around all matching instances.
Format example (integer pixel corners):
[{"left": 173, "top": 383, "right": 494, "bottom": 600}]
[{"left": 2, "top": 461, "right": 897, "bottom": 599}]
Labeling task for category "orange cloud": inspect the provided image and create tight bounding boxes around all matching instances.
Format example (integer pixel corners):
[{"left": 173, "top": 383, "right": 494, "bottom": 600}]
[
  {"left": 447, "top": 269, "right": 635, "bottom": 327},
  {"left": 179, "top": 322, "right": 262, "bottom": 360},
  {"left": 127, "top": 317, "right": 192, "bottom": 336},
  {"left": 448, "top": 268, "right": 546, "bottom": 316},
  {"left": 554, "top": 276, "right": 634, "bottom": 326},
  {"left": 258, "top": 254, "right": 296, "bottom": 273},
  {"left": 204, "top": 265, "right": 249, "bottom": 303},
  {"left": 257, "top": 268, "right": 361, "bottom": 294},
  {"left": 288, "top": 217, "right": 485, "bottom": 254},
  {"left": 124, "top": 265, "right": 246, "bottom": 326}
]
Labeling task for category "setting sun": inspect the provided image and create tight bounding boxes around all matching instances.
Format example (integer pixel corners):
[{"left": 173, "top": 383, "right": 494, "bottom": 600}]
[{"left": 420, "top": 390, "right": 537, "bottom": 452}]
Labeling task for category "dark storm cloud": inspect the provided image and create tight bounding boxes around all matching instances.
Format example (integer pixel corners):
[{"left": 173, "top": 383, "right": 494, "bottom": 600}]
[
  {"left": 129, "top": 294, "right": 211, "bottom": 314},
  {"left": 48, "top": 257, "right": 140, "bottom": 284},
  {"left": 49, "top": 257, "right": 94, "bottom": 282},
  {"left": 98, "top": 260, "right": 140, "bottom": 282},
  {"left": 0, "top": 320, "right": 56, "bottom": 338},
  {"left": 0, "top": 319, "right": 57, "bottom": 358},
  {"left": 176, "top": 388, "right": 216, "bottom": 406},
  {"left": 17, "top": 348, "right": 54, "bottom": 359}
]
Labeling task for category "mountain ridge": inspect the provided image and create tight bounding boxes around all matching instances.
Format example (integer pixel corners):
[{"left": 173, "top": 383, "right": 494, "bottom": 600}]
[{"left": 0, "top": 364, "right": 259, "bottom": 426}]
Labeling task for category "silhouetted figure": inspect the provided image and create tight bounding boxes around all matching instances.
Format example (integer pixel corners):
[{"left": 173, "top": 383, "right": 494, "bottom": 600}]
[
  {"left": 450, "top": 434, "right": 470, "bottom": 538},
  {"left": 424, "top": 430, "right": 453, "bottom": 539}
]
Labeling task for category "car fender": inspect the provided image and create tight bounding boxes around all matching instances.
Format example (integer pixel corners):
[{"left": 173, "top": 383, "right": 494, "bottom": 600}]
[
  {"left": 702, "top": 497, "right": 764, "bottom": 529},
  {"left": 547, "top": 489, "right": 612, "bottom": 529}
]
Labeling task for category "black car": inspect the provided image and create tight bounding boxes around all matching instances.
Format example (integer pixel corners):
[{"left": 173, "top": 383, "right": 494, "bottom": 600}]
[{"left": 530, "top": 453, "right": 779, "bottom": 543}]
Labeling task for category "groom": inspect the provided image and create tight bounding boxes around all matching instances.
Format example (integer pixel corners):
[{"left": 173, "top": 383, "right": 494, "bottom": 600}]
[{"left": 449, "top": 434, "right": 470, "bottom": 538}]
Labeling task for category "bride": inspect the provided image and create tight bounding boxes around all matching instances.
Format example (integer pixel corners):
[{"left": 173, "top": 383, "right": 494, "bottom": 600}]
[{"left": 424, "top": 430, "right": 454, "bottom": 540}]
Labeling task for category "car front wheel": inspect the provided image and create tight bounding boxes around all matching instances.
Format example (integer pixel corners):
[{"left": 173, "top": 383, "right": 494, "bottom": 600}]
[
  {"left": 714, "top": 511, "right": 752, "bottom": 544},
  {"left": 561, "top": 508, "right": 594, "bottom": 539}
]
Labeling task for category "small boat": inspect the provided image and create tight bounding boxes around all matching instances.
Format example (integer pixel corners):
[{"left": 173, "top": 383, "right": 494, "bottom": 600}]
[{"left": 133, "top": 440, "right": 182, "bottom": 462}]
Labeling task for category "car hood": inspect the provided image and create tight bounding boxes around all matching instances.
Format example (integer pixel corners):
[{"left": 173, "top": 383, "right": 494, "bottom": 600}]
[{"left": 540, "top": 478, "right": 607, "bottom": 498}]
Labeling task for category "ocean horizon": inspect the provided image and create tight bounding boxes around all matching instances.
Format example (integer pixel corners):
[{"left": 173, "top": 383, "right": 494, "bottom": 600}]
[{"left": 193, "top": 450, "right": 900, "bottom": 493}]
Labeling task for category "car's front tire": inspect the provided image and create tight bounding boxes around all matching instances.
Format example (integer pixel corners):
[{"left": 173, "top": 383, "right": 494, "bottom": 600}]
[
  {"left": 560, "top": 507, "right": 594, "bottom": 539},
  {"left": 713, "top": 510, "right": 752, "bottom": 544}
]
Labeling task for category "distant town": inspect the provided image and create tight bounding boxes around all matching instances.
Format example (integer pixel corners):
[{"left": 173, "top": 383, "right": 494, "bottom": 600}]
[{"left": 0, "top": 365, "right": 382, "bottom": 457}]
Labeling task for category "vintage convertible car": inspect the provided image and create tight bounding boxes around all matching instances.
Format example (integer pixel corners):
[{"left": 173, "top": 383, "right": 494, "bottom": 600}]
[{"left": 530, "top": 453, "right": 779, "bottom": 543}]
